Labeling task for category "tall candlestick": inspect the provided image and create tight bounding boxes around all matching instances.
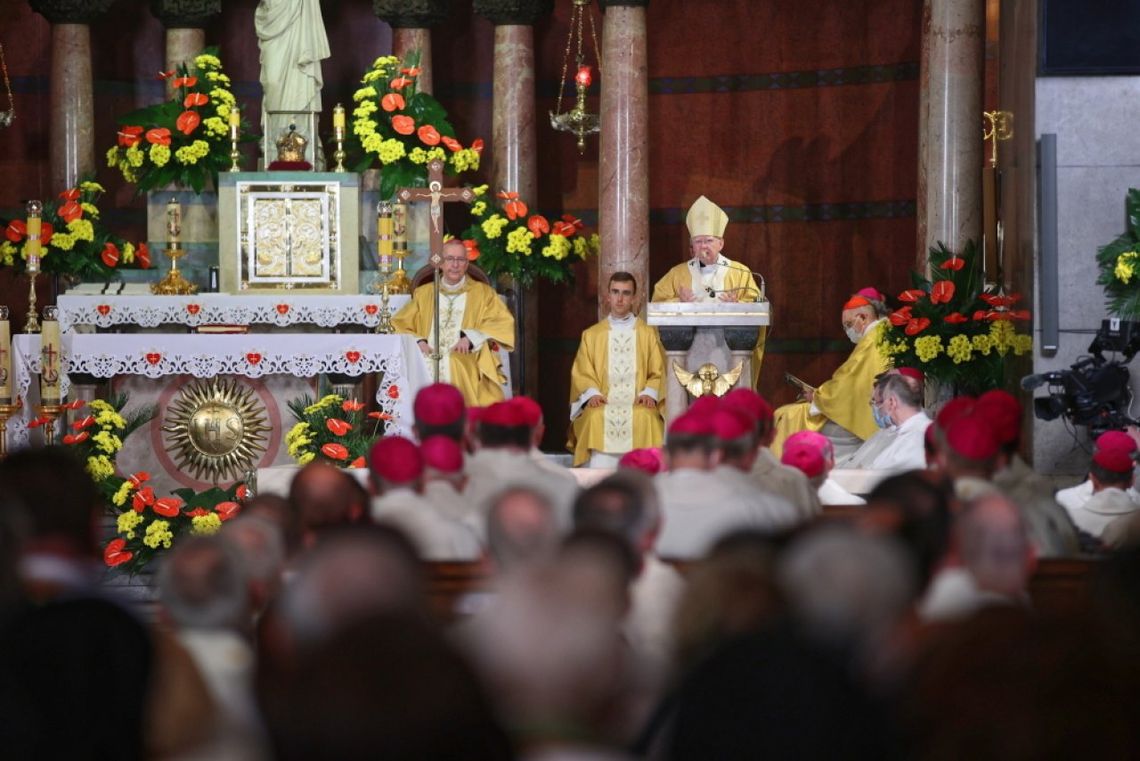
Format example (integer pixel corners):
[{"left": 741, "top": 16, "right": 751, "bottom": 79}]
[
  {"left": 0, "top": 306, "right": 10, "bottom": 403},
  {"left": 229, "top": 104, "right": 240, "bottom": 137},
  {"left": 24, "top": 200, "right": 42, "bottom": 334},
  {"left": 229, "top": 106, "right": 242, "bottom": 172},
  {"left": 39, "top": 307, "right": 61, "bottom": 403},
  {"left": 332, "top": 103, "right": 346, "bottom": 137},
  {"left": 166, "top": 198, "right": 182, "bottom": 247},
  {"left": 377, "top": 200, "right": 394, "bottom": 265}
]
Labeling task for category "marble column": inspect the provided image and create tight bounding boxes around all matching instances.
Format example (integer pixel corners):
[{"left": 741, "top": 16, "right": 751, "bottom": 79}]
[
  {"left": 373, "top": 0, "right": 450, "bottom": 94},
  {"left": 150, "top": 1, "right": 221, "bottom": 75},
  {"left": 475, "top": 0, "right": 552, "bottom": 396},
  {"left": 916, "top": 0, "right": 985, "bottom": 267},
  {"left": 30, "top": 0, "right": 114, "bottom": 191},
  {"left": 598, "top": 0, "right": 650, "bottom": 318}
]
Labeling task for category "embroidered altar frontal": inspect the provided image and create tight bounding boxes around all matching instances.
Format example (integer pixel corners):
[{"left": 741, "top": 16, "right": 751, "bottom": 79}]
[{"left": 218, "top": 172, "right": 360, "bottom": 294}]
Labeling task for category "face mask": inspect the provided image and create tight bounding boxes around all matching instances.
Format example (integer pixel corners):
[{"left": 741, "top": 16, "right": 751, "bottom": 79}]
[
  {"left": 845, "top": 324, "right": 863, "bottom": 344},
  {"left": 872, "top": 403, "right": 893, "bottom": 429}
]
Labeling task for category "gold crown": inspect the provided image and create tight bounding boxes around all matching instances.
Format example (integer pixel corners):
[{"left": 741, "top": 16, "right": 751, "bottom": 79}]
[{"left": 275, "top": 124, "right": 308, "bottom": 163}]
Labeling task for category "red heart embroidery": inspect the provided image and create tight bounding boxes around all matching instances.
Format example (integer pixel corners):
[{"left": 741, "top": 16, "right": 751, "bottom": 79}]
[
  {"left": 186, "top": 304, "right": 200, "bottom": 315},
  {"left": 145, "top": 352, "right": 161, "bottom": 365},
  {"left": 96, "top": 304, "right": 111, "bottom": 315},
  {"left": 345, "top": 351, "right": 361, "bottom": 364},
  {"left": 276, "top": 304, "right": 290, "bottom": 315},
  {"left": 246, "top": 352, "right": 262, "bottom": 365},
  {"left": 364, "top": 304, "right": 379, "bottom": 315}
]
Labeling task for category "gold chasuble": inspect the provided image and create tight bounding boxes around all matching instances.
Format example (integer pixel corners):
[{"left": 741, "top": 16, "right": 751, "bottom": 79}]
[
  {"left": 771, "top": 320, "right": 890, "bottom": 456},
  {"left": 567, "top": 316, "right": 666, "bottom": 466},
  {"left": 392, "top": 278, "right": 515, "bottom": 407},
  {"left": 651, "top": 257, "right": 768, "bottom": 387}
]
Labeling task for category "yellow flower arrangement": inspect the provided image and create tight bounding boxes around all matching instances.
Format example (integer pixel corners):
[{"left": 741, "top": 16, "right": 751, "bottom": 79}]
[{"left": 286, "top": 393, "right": 392, "bottom": 468}]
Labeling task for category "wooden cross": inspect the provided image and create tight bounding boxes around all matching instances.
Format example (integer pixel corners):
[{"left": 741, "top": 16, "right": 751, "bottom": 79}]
[{"left": 394, "top": 158, "right": 475, "bottom": 382}]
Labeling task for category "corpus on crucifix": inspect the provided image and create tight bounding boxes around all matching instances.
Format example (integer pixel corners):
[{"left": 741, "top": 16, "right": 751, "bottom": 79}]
[{"left": 391, "top": 159, "right": 516, "bottom": 406}]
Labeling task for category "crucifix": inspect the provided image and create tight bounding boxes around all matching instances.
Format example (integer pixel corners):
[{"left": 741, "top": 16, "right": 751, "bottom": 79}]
[{"left": 395, "top": 158, "right": 475, "bottom": 382}]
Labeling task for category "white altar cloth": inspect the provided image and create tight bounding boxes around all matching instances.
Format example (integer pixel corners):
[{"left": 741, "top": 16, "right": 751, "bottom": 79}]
[
  {"left": 7, "top": 333, "right": 427, "bottom": 448},
  {"left": 56, "top": 293, "right": 412, "bottom": 332}
]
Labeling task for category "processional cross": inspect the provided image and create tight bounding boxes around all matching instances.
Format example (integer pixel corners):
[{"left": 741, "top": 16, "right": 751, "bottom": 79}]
[{"left": 395, "top": 158, "right": 475, "bottom": 382}]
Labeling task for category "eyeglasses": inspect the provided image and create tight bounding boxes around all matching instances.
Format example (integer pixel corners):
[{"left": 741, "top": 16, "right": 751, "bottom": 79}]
[{"left": 441, "top": 257, "right": 467, "bottom": 265}]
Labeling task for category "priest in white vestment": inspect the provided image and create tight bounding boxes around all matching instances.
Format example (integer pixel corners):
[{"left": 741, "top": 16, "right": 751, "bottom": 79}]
[
  {"left": 837, "top": 371, "right": 931, "bottom": 471},
  {"left": 651, "top": 196, "right": 766, "bottom": 384},
  {"left": 368, "top": 436, "right": 482, "bottom": 560},
  {"left": 1056, "top": 430, "right": 1140, "bottom": 513},
  {"left": 568, "top": 271, "right": 667, "bottom": 467},
  {"left": 1064, "top": 444, "right": 1138, "bottom": 541},
  {"left": 393, "top": 239, "right": 516, "bottom": 407}
]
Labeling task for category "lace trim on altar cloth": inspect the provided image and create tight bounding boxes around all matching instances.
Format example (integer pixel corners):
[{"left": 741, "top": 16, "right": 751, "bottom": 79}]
[
  {"left": 604, "top": 330, "right": 637, "bottom": 454},
  {"left": 55, "top": 294, "right": 413, "bottom": 332}
]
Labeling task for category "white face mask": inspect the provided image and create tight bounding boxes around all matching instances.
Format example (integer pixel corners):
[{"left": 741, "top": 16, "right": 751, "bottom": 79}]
[{"left": 845, "top": 324, "right": 863, "bottom": 344}]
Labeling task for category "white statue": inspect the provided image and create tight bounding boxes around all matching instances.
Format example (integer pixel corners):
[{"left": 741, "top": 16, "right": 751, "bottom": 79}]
[{"left": 255, "top": 0, "right": 331, "bottom": 168}]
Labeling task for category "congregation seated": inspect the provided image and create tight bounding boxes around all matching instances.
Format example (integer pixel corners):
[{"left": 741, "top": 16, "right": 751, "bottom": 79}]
[{"left": 782, "top": 430, "right": 867, "bottom": 505}]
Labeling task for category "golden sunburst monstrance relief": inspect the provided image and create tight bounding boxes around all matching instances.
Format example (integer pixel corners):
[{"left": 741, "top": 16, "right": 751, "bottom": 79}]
[{"left": 162, "top": 378, "right": 270, "bottom": 484}]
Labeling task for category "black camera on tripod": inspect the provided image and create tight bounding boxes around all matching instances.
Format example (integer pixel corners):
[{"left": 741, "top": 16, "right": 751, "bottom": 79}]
[{"left": 1021, "top": 319, "right": 1140, "bottom": 436}]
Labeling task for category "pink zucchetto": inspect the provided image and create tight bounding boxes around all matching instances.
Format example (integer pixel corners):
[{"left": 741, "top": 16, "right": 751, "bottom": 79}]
[
  {"left": 413, "top": 383, "right": 466, "bottom": 426},
  {"left": 420, "top": 435, "right": 464, "bottom": 474},
  {"left": 368, "top": 435, "right": 424, "bottom": 485},
  {"left": 618, "top": 448, "right": 664, "bottom": 475}
]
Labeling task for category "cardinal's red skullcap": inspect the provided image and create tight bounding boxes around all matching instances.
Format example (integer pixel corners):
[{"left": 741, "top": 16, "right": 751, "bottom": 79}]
[
  {"left": 1096, "top": 430, "right": 1138, "bottom": 455},
  {"left": 781, "top": 442, "right": 827, "bottom": 479},
  {"left": 944, "top": 415, "right": 999, "bottom": 461},
  {"left": 369, "top": 435, "right": 423, "bottom": 485},
  {"left": 668, "top": 411, "right": 716, "bottom": 438},
  {"left": 975, "top": 390, "right": 1022, "bottom": 446},
  {"left": 895, "top": 367, "right": 925, "bottom": 383},
  {"left": 711, "top": 408, "right": 754, "bottom": 441},
  {"left": 785, "top": 430, "right": 833, "bottom": 458},
  {"left": 480, "top": 400, "right": 528, "bottom": 428},
  {"left": 856, "top": 287, "right": 885, "bottom": 302},
  {"left": 509, "top": 396, "right": 544, "bottom": 428},
  {"left": 618, "top": 448, "right": 664, "bottom": 475},
  {"left": 722, "top": 388, "right": 774, "bottom": 424},
  {"left": 687, "top": 395, "right": 720, "bottom": 418},
  {"left": 1093, "top": 447, "right": 1135, "bottom": 474},
  {"left": 935, "top": 396, "right": 976, "bottom": 431}
]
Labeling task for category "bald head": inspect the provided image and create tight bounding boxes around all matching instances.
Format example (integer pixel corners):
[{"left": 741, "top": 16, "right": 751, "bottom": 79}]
[
  {"left": 290, "top": 463, "right": 369, "bottom": 546},
  {"left": 959, "top": 494, "right": 1033, "bottom": 598},
  {"left": 487, "top": 488, "right": 558, "bottom": 573}
]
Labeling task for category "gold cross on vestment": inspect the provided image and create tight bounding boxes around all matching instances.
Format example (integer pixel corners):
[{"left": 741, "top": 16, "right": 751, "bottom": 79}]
[{"left": 395, "top": 159, "right": 474, "bottom": 268}]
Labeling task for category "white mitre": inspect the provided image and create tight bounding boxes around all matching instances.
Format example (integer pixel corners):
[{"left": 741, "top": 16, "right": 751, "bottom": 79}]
[{"left": 686, "top": 195, "right": 729, "bottom": 238}]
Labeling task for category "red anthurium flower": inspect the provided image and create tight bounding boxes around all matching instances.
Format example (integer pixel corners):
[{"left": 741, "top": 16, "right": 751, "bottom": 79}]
[
  {"left": 157, "top": 70, "right": 175, "bottom": 81},
  {"left": 215, "top": 501, "right": 241, "bottom": 521},
  {"left": 146, "top": 128, "right": 172, "bottom": 146},
  {"left": 321, "top": 442, "right": 349, "bottom": 460},
  {"left": 930, "top": 280, "right": 955, "bottom": 304},
  {"left": 5, "top": 220, "right": 25, "bottom": 242},
  {"left": 350, "top": 456, "right": 366, "bottom": 468},
  {"left": 470, "top": 138, "right": 484, "bottom": 153},
  {"left": 1010, "top": 309, "right": 1031, "bottom": 321},
  {"left": 943, "top": 312, "right": 969, "bottom": 324},
  {"left": 497, "top": 191, "right": 527, "bottom": 220},
  {"left": 128, "top": 471, "right": 151, "bottom": 487},
  {"left": 40, "top": 222, "right": 53, "bottom": 245},
  {"left": 381, "top": 93, "right": 406, "bottom": 112},
  {"left": 117, "top": 126, "right": 144, "bottom": 147},
  {"left": 187, "top": 507, "right": 209, "bottom": 518},
  {"left": 183, "top": 92, "right": 209, "bottom": 108},
  {"left": 153, "top": 496, "right": 183, "bottom": 518},
  {"left": 61, "top": 399, "right": 86, "bottom": 410},
  {"left": 104, "top": 538, "right": 133, "bottom": 568},
  {"left": 171, "top": 76, "right": 198, "bottom": 89},
  {"left": 905, "top": 317, "right": 931, "bottom": 335},
  {"left": 391, "top": 115, "right": 415, "bottom": 135},
  {"left": 441, "top": 136, "right": 462, "bottom": 152},
  {"left": 387, "top": 385, "right": 400, "bottom": 400},
  {"left": 417, "top": 124, "right": 441, "bottom": 146},
  {"left": 527, "top": 215, "right": 550, "bottom": 238},
  {"left": 400, "top": 67, "right": 422, "bottom": 76},
  {"left": 58, "top": 188, "right": 80, "bottom": 202},
  {"left": 940, "top": 256, "right": 965, "bottom": 271},
  {"left": 898, "top": 289, "right": 926, "bottom": 303},
  {"left": 132, "top": 487, "right": 156, "bottom": 512},
  {"left": 27, "top": 417, "right": 51, "bottom": 429},
  {"left": 390, "top": 76, "right": 413, "bottom": 89},
  {"left": 176, "top": 110, "right": 201, "bottom": 136},
  {"left": 463, "top": 238, "right": 480, "bottom": 261},
  {"left": 136, "top": 242, "right": 151, "bottom": 269},
  {"left": 550, "top": 221, "right": 573, "bottom": 236},
  {"left": 326, "top": 418, "right": 353, "bottom": 436},
  {"left": 236, "top": 484, "right": 252, "bottom": 501},
  {"left": 342, "top": 399, "right": 366, "bottom": 413},
  {"left": 561, "top": 213, "right": 584, "bottom": 232},
  {"left": 101, "top": 242, "right": 120, "bottom": 268},
  {"left": 62, "top": 431, "right": 89, "bottom": 445},
  {"left": 58, "top": 201, "right": 83, "bottom": 223},
  {"left": 72, "top": 416, "right": 96, "bottom": 430},
  {"left": 972, "top": 309, "right": 990, "bottom": 321},
  {"left": 888, "top": 307, "right": 913, "bottom": 326},
  {"left": 368, "top": 411, "right": 393, "bottom": 421}
]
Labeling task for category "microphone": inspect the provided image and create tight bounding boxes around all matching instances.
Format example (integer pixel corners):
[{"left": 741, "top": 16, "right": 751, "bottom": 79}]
[{"left": 701, "top": 259, "right": 767, "bottom": 300}]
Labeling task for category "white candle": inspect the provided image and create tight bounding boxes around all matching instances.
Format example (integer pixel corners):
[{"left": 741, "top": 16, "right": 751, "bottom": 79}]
[
  {"left": 0, "top": 307, "right": 11, "bottom": 403},
  {"left": 39, "top": 314, "right": 61, "bottom": 403}
]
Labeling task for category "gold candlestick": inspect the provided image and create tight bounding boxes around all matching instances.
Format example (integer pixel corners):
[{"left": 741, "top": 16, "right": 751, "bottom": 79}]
[
  {"left": 152, "top": 198, "right": 197, "bottom": 295},
  {"left": 332, "top": 103, "right": 347, "bottom": 172},
  {"left": 24, "top": 199, "right": 42, "bottom": 333},
  {"left": 376, "top": 282, "right": 394, "bottom": 334},
  {"left": 0, "top": 398, "right": 23, "bottom": 460},
  {"left": 34, "top": 402, "right": 62, "bottom": 446},
  {"left": 387, "top": 201, "right": 411, "bottom": 294},
  {"left": 229, "top": 105, "right": 241, "bottom": 172}
]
